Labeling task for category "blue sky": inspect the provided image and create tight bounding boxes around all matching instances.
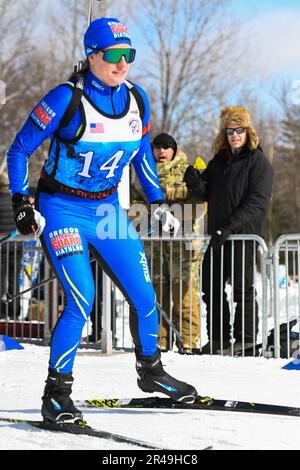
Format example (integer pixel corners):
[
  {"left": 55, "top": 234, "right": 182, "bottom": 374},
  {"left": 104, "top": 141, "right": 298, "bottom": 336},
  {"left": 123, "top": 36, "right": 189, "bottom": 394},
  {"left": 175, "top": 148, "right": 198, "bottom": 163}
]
[
  {"left": 231, "top": 0, "right": 300, "bottom": 14},
  {"left": 128, "top": 0, "right": 300, "bottom": 109},
  {"left": 230, "top": 0, "right": 300, "bottom": 75},
  {"left": 224, "top": 0, "right": 300, "bottom": 109}
]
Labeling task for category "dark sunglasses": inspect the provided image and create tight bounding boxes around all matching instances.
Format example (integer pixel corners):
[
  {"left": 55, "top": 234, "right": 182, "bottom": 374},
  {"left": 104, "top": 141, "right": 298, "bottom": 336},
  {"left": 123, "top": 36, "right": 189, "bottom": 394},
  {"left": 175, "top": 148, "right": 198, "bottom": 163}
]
[
  {"left": 225, "top": 127, "right": 246, "bottom": 136},
  {"left": 153, "top": 144, "right": 170, "bottom": 150},
  {"left": 88, "top": 47, "right": 136, "bottom": 63}
]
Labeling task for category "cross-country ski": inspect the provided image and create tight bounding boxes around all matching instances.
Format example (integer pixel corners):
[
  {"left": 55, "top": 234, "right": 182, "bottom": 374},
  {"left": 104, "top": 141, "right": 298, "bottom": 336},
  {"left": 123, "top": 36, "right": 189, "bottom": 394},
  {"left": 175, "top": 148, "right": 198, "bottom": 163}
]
[
  {"left": 0, "top": 416, "right": 169, "bottom": 450},
  {"left": 75, "top": 396, "right": 300, "bottom": 417}
]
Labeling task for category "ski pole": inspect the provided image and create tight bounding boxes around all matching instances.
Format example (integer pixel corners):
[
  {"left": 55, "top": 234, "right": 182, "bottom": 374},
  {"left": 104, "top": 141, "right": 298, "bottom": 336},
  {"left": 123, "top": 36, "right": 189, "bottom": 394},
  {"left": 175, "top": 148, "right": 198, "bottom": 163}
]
[
  {"left": 1, "top": 274, "right": 57, "bottom": 304},
  {"left": 0, "top": 257, "right": 97, "bottom": 304},
  {"left": 0, "top": 217, "right": 154, "bottom": 303},
  {"left": 155, "top": 301, "right": 183, "bottom": 347},
  {"left": 0, "top": 228, "right": 183, "bottom": 346},
  {"left": 0, "top": 229, "right": 18, "bottom": 246},
  {"left": 1, "top": 262, "right": 183, "bottom": 347},
  {"left": 1, "top": 280, "right": 183, "bottom": 348},
  {"left": 88, "top": 0, "right": 102, "bottom": 26},
  {"left": 88, "top": 0, "right": 93, "bottom": 26},
  {"left": 0, "top": 225, "right": 153, "bottom": 302}
]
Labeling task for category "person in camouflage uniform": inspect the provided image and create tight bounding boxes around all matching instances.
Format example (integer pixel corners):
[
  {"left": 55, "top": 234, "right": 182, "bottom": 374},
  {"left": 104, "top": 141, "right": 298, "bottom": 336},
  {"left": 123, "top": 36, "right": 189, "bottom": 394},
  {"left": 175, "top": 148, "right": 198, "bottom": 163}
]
[{"left": 131, "top": 133, "right": 202, "bottom": 353}]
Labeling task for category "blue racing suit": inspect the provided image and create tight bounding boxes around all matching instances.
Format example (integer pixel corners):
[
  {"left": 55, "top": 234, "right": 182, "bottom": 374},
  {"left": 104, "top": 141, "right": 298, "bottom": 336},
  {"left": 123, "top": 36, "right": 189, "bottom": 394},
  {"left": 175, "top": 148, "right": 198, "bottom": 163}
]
[{"left": 7, "top": 70, "right": 164, "bottom": 373}]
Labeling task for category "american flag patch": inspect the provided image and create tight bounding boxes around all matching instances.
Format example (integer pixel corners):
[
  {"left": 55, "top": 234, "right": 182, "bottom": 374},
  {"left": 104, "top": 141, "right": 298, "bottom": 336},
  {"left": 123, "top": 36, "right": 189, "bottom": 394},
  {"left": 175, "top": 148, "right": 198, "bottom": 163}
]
[{"left": 90, "top": 123, "right": 104, "bottom": 133}]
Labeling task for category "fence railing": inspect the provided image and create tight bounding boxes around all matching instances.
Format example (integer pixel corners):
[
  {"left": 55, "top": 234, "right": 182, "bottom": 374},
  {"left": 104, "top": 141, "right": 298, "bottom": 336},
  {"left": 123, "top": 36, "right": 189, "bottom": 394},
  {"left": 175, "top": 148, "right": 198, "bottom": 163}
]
[
  {"left": 270, "top": 234, "right": 300, "bottom": 359},
  {"left": 1, "top": 232, "right": 299, "bottom": 359}
]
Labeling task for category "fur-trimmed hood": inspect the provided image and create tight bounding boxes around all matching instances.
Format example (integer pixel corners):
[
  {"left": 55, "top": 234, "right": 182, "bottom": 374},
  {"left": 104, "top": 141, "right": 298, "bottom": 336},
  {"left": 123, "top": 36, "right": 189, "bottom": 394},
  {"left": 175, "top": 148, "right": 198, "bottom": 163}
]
[{"left": 213, "top": 106, "right": 259, "bottom": 154}]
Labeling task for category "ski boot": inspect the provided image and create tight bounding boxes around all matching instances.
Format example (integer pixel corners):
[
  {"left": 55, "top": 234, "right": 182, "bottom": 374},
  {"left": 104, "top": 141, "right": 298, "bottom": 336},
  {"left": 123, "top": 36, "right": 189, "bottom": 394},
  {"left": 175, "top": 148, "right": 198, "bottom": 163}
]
[
  {"left": 41, "top": 369, "right": 83, "bottom": 424},
  {"left": 136, "top": 350, "right": 197, "bottom": 404}
]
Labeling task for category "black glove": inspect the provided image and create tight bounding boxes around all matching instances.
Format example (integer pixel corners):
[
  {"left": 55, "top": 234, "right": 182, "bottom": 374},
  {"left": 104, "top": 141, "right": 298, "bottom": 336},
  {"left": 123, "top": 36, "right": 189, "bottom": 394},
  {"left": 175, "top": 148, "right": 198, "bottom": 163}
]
[
  {"left": 183, "top": 166, "right": 206, "bottom": 198},
  {"left": 183, "top": 166, "right": 201, "bottom": 187},
  {"left": 210, "top": 227, "right": 231, "bottom": 250},
  {"left": 12, "top": 193, "right": 45, "bottom": 236}
]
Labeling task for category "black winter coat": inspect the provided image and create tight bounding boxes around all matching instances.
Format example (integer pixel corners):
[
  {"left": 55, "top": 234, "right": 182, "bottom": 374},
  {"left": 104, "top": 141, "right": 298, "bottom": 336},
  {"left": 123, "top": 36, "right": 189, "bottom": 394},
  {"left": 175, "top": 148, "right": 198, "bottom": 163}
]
[{"left": 200, "top": 145, "right": 273, "bottom": 237}]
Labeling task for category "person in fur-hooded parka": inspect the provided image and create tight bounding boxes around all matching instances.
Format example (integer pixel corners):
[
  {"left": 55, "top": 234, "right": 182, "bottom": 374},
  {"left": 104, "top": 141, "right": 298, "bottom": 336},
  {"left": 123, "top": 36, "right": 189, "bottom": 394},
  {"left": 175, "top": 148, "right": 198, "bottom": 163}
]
[
  {"left": 213, "top": 106, "right": 259, "bottom": 154},
  {"left": 183, "top": 105, "right": 273, "bottom": 354}
]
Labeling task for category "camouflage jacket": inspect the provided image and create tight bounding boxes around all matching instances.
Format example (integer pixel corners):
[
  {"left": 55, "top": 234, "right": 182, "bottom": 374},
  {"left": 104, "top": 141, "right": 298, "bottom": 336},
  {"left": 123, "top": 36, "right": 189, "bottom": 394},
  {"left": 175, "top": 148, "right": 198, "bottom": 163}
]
[
  {"left": 131, "top": 150, "right": 191, "bottom": 204},
  {"left": 130, "top": 150, "right": 205, "bottom": 234}
]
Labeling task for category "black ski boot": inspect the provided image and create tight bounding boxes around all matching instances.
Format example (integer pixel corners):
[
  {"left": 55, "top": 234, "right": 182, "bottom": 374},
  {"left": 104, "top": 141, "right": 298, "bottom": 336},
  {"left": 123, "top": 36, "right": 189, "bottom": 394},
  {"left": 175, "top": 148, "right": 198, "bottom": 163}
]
[
  {"left": 41, "top": 369, "right": 83, "bottom": 424},
  {"left": 136, "top": 350, "right": 197, "bottom": 403}
]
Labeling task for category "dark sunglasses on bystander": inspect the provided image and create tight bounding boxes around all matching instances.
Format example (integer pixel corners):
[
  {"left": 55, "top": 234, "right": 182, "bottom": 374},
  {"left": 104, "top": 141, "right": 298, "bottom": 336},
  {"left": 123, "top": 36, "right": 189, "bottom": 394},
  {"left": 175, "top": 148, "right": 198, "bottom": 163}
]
[
  {"left": 225, "top": 127, "right": 246, "bottom": 136},
  {"left": 153, "top": 144, "right": 170, "bottom": 150}
]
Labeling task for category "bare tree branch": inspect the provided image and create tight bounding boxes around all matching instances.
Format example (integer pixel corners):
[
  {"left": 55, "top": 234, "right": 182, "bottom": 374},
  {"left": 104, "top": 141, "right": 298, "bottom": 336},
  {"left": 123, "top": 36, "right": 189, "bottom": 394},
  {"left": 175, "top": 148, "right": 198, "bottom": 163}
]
[{"left": 127, "top": 0, "right": 247, "bottom": 148}]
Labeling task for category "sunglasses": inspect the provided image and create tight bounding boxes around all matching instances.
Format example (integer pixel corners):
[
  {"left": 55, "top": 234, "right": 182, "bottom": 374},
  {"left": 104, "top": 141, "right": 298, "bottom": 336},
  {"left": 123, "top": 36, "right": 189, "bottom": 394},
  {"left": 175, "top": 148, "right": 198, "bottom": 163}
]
[
  {"left": 225, "top": 127, "right": 246, "bottom": 136},
  {"left": 88, "top": 47, "right": 136, "bottom": 64},
  {"left": 153, "top": 144, "right": 171, "bottom": 150}
]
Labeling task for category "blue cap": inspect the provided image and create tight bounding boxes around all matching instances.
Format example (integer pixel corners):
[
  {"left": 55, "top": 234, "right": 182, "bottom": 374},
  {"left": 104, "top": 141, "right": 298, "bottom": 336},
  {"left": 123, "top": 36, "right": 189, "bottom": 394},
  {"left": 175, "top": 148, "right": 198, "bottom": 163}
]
[{"left": 84, "top": 18, "right": 131, "bottom": 57}]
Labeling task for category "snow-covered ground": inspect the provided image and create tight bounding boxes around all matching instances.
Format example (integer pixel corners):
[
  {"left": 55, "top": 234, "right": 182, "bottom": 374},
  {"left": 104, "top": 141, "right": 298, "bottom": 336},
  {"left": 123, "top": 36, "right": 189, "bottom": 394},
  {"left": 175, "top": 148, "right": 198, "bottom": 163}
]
[{"left": 1, "top": 344, "right": 300, "bottom": 450}]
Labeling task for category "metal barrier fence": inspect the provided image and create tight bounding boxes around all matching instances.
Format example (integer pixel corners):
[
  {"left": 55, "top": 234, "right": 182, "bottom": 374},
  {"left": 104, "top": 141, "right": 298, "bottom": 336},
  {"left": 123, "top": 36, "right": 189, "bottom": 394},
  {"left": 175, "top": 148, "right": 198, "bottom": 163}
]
[
  {"left": 142, "top": 234, "right": 270, "bottom": 358},
  {"left": 270, "top": 234, "right": 300, "bottom": 359},
  {"left": 0, "top": 233, "right": 299, "bottom": 359},
  {"left": 0, "top": 236, "right": 46, "bottom": 342}
]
